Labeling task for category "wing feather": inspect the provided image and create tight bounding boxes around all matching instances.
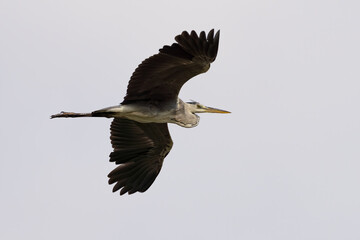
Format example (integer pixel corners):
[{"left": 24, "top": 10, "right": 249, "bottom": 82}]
[
  {"left": 122, "top": 29, "right": 220, "bottom": 104},
  {"left": 108, "top": 118, "right": 173, "bottom": 195}
]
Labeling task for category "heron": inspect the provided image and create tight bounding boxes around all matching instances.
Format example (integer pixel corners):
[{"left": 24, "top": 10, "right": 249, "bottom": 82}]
[{"left": 51, "top": 29, "right": 230, "bottom": 195}]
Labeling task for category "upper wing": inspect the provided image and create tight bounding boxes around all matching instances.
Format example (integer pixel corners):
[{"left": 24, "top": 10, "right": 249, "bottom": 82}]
[
  {"left": 108, "top": 118, "right": 173, "bottom": 195},
  {"left": 122, "top": 29, "right": 220, "bottom": 104}
]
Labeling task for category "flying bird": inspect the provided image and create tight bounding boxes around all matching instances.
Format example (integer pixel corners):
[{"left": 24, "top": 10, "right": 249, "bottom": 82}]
[{"left": 51, "top": 29, "right": 230, "bottom": 195}]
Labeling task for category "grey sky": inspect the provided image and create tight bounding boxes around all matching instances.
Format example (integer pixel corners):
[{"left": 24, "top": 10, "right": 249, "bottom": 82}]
[{"left": 1, "top": 0, "right": 359, "bottom": 239}]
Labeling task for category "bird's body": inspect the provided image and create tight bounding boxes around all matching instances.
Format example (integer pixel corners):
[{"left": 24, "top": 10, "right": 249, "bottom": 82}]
[
  {"left": 52, "top": 29, "right": 230, "bottom": 195},
  {"left": 92, "top": 98, "right": 199, "bottom": 127}
]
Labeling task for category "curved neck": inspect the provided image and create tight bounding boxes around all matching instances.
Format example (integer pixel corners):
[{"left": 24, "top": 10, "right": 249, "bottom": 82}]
[{"left": 172, "top": 99, "right": 200, "bottom": 128}]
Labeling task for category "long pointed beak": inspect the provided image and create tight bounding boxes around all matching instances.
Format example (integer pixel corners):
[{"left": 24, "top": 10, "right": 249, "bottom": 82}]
[{"left": 204, "top": 106, "right": 231, "bottom": 114}]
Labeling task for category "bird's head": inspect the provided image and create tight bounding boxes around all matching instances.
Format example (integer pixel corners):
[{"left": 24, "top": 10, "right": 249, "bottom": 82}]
[{"left": 186, "top": 101, "right": 231, "bottom": 114}]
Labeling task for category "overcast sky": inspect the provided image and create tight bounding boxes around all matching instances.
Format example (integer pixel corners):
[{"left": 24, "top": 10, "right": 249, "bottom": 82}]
[{"left": 1, "top": 0, "right": 360, "bottom": 239}]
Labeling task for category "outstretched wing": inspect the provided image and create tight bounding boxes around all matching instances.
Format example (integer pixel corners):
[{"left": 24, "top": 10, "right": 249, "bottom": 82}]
[
  {"left": 108, "top": 118, "right": 173, "bottom": 195},
  {"left": 122, "top": 29, "right": 220, "bottom": 104}
]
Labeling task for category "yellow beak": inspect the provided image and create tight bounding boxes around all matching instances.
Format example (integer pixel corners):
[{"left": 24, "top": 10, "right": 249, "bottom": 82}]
[{"left": 204, "top": 106, "right": 231, "bottom": 114}]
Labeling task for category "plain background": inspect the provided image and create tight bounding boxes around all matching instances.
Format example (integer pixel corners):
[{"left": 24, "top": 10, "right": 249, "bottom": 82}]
[{"left": 1, "top": 0, "right": 359, "bottom": 239}]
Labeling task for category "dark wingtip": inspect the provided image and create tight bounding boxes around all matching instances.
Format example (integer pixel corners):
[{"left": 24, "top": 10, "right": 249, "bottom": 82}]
[
  {"left": 174, "top": 29, "right": 220, "bottom": 62},
  {"left": 190, "top": 30, "right": 198, "bottom": 38},
  {"left": 207, "top": 29, "right": 215, "bottom": 42},
  {"left": 214, "top": 30, "right": 220, "bottom": 42},
  {"left": 211, "top": 30, "right": 220, "bottom": 61}
]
